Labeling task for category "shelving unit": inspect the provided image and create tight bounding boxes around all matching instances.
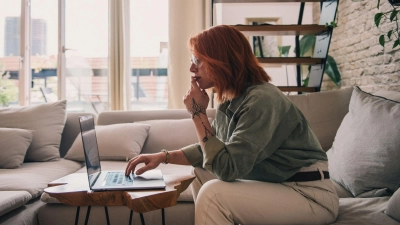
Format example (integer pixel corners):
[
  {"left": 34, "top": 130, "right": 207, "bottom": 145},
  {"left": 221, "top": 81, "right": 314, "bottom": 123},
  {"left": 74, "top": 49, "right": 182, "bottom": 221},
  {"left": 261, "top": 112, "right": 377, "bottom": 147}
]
[{"left": 211, "top": 0, "right": 339, "bottom": 93}]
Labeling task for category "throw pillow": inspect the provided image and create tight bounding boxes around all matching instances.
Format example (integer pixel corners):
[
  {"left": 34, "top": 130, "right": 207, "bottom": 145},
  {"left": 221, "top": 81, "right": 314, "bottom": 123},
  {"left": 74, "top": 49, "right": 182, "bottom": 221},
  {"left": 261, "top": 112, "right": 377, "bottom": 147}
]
[
  {"left": 0, "top": 128, "right": 33, "bottom": 169},
  {"left": 386, "top": 188, "right": 400, "bottom": 222},
  {"left": 327, "top": 87, "right": 400, "bottom": 197},
  {"left": 0, "top": 100, "right": 67, "bottom": 162},
  {"left": 140, "top": 118, "right": 213, "bottom": 154},
  {"left": 64, "top": 123, "right": 150, "bottom": 161}
]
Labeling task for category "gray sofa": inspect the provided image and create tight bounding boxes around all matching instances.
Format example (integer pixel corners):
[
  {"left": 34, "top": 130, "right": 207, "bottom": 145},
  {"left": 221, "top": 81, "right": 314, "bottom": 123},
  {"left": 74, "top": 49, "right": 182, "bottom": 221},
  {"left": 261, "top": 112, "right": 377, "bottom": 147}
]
[
  {"left": 0, "top": 111, "right": 89, "bottom": 225},
  {"left": 1, "top": 87, "right": 399, "bottom": 225}
]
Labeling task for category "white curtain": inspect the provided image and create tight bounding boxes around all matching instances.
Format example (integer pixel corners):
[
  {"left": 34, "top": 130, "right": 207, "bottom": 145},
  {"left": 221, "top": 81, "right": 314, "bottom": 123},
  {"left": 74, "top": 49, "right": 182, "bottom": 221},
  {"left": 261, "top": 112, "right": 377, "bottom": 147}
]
[
  {"left": 109, "top": 0, "right": 131, "bottom": 110},
  {"left": 167, "top": 0, "right": 211, "bottom": 109}
]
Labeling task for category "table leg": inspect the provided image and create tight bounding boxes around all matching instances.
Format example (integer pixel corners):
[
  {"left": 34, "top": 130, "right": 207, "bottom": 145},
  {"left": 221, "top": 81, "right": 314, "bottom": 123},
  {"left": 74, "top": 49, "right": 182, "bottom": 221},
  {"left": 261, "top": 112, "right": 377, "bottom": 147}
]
[
  {"left": 104, "top": 206, "right": 110, "bottom": 225},
  {"left": 75, "top": 206, "right": 80, "bottom": 225},
  {"left": 129, "top": 210, "right": 133, "bottom": 225},
  {"left": 140, "top": 213, "right": 146, "bottom": 225},
  {"left": 84, "top": 206, "right": 91, "bottom": 225},
  {"left": 161, "top": 208, "right": 165, "bottom": 225}
]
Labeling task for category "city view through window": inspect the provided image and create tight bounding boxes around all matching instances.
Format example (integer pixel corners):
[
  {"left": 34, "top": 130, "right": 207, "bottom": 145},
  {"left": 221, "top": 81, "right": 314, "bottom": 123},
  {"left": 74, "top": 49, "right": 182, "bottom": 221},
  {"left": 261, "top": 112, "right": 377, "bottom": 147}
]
[{"left": 0, "top": 0, "right": 169, "bottom": 113}]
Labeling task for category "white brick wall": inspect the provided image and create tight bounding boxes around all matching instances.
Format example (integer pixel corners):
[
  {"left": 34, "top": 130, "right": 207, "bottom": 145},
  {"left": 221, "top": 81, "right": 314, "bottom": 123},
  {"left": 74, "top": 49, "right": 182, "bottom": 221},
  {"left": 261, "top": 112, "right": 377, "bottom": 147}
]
[{"left": 313, "top": 1, "right": 400, "bottom": 93}]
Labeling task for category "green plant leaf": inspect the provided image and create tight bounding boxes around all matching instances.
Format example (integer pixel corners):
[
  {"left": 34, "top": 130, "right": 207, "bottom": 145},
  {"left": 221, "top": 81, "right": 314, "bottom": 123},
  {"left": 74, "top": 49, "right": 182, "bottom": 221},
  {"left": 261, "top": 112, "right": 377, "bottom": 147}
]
[
  {"left": 302, "top": 76, "right": 309, "bottom": 87},
  {"left": 379, "top": 34, "right": 385, "bottom": 47},
  {"left": 324, "top": 55, "right": 341, "bottom": 86},
  {"left": 393, "top": 39, "right": 400, "bottom": 49},
  {"left": 377, "top": 0, "right": 381, "bottom": 9},
  {"left": 388, "top": 30, "right": 393, "bottom": 39},
  {"left": 325, "top": 21, "right": 338, "bottom": 28},
  {"left": 293, "top": 35, "right": 316, "bottom": 57},
  {"left": 302, "top": 65, "right": 312, "bottom": 87},
  {"left": 375, "top": 13, "right": 383, "bottom": 27},
  {"left": 390, "top": 10, "right": 399, "bottom": 22},
  {"left": 277, "top": 46, "right": 291, "bottom": 57}
]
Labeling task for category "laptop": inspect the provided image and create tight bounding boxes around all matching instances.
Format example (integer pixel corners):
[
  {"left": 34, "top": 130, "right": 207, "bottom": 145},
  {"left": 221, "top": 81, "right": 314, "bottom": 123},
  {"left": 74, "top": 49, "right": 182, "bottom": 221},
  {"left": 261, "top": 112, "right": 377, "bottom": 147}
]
[{"left": 78, "top": 115, "right": 166, "bottom": 191}]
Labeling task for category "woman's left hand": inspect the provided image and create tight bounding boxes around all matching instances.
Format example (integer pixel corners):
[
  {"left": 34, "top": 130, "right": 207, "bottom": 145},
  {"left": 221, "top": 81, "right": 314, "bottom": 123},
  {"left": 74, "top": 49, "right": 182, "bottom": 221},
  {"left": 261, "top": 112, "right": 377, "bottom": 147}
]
[{"left": 183, "top": 76, "right": 209, "bottom": 116}]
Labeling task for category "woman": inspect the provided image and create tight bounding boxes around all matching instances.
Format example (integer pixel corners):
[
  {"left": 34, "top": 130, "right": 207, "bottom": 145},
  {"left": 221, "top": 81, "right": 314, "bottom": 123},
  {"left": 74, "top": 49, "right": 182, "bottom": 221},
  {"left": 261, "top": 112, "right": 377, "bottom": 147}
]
[{"left": 125, "top": 25, "right": 339, "bottom": 225}]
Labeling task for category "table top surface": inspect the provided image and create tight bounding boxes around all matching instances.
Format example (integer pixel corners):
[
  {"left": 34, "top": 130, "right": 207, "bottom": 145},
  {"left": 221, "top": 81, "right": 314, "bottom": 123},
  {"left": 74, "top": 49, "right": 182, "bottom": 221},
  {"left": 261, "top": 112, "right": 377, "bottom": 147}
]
[{"left": 44, "top": 172, "right": 195, "bottom": 213}]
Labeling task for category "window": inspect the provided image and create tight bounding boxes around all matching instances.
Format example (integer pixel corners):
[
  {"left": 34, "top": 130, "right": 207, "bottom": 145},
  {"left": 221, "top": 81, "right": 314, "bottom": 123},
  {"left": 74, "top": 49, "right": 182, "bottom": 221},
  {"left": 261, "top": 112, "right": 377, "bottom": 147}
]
[
  {"left": 0, "top": 0, "right": 21, "bottom": 108},
  {"left": 0, "top": 0, "right": 169, "bottom": 111},
  {"left": 65, "top": 0, "right": 109, "bottom": 114},
  {"left": 130, "top": 0, "right": 169, "bottom": 110},
  {"left": 31, "top": 0, "right": 58, "bottom": 105}
]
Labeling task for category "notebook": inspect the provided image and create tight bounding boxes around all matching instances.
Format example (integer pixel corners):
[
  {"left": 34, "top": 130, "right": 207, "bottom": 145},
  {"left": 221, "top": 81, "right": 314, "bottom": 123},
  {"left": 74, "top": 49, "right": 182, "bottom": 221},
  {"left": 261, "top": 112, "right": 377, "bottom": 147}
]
[{"left": 79, "top": 115, "right": 166, "bottom": 191}]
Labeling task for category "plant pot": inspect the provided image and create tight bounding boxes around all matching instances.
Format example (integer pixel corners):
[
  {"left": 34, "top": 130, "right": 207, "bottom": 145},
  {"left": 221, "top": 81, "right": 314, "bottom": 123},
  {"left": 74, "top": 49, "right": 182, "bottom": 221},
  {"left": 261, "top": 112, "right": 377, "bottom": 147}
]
[{"left": 388, "top": 0, "right": 400, "bottom": 6}]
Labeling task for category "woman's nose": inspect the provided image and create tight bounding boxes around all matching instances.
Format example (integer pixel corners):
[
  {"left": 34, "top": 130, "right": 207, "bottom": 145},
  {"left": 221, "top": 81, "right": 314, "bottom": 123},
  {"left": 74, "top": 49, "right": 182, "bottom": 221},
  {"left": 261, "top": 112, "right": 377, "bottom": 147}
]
[{"left": 190, "top": 63, "right": 197, "bottom": 73}]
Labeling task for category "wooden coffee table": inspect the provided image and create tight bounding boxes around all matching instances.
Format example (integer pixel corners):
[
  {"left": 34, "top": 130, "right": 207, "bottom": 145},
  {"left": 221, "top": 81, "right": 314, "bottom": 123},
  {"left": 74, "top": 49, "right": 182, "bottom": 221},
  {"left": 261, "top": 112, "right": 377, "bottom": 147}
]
[{"left": 44, "top": 173, "right": 195, "bottom": 225}]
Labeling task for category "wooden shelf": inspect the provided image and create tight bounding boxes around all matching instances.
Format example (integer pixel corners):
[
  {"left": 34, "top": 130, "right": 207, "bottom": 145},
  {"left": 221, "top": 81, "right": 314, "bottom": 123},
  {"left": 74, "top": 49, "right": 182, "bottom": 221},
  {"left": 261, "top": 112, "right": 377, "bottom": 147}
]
[
  {"left": 233, "top": 25, "right": 328, "bottom": 36},
  {"left": 214, "top": 0, "right": 320, "bottom": 2},
  {"left": 212, "top": 0, "right": 339, "bottom": 95},
  {"left": 277, "top": 86, "right": 318, "bottom": 92},
  {"left": 257, "top": 57, "right": 322, "bottom": 65}
]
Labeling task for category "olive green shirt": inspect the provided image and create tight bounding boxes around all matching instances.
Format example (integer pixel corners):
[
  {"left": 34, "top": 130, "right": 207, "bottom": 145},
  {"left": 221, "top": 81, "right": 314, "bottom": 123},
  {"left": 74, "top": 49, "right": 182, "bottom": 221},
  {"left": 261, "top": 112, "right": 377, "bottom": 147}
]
[{"left": 181, "top": 82, "right": 327, "bottom": 182}]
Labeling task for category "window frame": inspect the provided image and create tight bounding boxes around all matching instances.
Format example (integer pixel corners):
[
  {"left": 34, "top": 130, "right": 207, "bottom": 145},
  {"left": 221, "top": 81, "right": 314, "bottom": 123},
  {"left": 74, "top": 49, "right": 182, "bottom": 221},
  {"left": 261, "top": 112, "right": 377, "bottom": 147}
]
[{"left": 19, "top": 0, "right": 31, "bottom": 106}]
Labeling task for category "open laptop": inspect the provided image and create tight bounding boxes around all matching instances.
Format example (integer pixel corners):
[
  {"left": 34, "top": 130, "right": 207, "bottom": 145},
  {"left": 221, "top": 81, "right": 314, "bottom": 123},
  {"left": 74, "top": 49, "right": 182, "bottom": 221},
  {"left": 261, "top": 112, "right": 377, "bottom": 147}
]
[{"left": 79, "top": 115, "right": 166, "bottom": 191}]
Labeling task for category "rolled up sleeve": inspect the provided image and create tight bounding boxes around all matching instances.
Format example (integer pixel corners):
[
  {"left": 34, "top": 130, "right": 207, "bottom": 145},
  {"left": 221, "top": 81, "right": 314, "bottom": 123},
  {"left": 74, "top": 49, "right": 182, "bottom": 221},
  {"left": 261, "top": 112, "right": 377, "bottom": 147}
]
[
  {"left": 181, "top": 143, "right": 203, "bottom": 167},
  {"left": 202, "top": 136, "right": 226, "bottom": 171}
]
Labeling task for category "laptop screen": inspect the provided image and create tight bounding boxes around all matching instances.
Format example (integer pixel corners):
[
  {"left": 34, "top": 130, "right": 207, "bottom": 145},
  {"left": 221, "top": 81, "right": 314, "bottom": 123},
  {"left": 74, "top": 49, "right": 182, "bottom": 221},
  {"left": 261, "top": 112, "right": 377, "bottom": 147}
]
[{"left": 79, "top": 115, "right": 101, "bottom": 188}]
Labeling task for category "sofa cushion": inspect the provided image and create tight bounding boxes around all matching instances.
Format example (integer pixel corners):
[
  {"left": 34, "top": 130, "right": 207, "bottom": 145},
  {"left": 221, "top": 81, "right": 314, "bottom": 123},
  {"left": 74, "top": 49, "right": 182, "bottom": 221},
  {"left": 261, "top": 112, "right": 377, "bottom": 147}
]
[
  {"left": 64, "top": 123, "right": 150, "bottom": 161},
  {"left": 332, "top": 197, "right": 399, "bottom": 225},
  {"left": 0, "top": 100, "right": 67, "bottom": 162},
  {"left": 331, "top": 180, "right": 353, "bottom": 198},
  {"left": 141, "top": 118, "right": 212, "bottom": 154},
  {"left": 0, "top": 128, "right": 33, "bottom": 169},
  {"left": 0, "top": 191, "right": 32, "bottom": 217},
  {"left": 0, "top": 159, "right": 83, "bottom": 198},
  {"left": 287, "top": 87, "right": 353, "bottom": 151},
  {"left": 327, "top": 87, "right": 400, "bottom": 197},
  {"left": 386, "top": 188, "right": 400, "bottom": 222}
]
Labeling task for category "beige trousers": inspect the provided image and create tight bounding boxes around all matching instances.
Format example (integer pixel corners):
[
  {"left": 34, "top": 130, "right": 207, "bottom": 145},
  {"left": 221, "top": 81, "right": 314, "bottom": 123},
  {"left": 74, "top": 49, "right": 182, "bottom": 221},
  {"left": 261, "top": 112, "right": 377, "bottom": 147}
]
[{"left": 191, "top": 161, "right": 339, "bottom": 225}]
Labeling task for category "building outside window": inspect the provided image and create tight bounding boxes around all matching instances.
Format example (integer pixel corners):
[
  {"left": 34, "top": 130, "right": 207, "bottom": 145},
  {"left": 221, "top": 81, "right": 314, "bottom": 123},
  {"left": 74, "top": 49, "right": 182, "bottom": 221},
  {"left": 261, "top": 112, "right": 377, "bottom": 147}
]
[
  {"left": 0, "top": 1, "right": 21, "bottom": 108},
  {"left": 0, "top": 0, "right": 169, "bottom": 112}
]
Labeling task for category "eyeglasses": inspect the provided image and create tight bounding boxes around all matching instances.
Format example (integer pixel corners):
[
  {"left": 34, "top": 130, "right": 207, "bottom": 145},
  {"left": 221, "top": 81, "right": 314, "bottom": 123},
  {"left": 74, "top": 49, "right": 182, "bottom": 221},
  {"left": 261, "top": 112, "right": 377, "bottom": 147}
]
[{"left": 191, "top": 54, "right": 200, "bottom": 68}]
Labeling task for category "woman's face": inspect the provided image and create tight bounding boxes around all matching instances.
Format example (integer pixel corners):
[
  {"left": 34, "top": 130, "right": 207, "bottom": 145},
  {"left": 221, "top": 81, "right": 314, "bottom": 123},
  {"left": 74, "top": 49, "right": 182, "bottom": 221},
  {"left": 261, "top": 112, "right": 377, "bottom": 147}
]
[{"left": 190, "top": 54, "right": 214, "bottom": 90}]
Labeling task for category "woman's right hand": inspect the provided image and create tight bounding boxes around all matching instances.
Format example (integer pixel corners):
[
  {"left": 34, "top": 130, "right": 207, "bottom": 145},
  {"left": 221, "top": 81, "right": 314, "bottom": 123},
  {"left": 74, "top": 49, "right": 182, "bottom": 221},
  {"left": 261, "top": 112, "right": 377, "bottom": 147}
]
[
  {"left": 183, "top": 76, "right": 209, "bottom": 117},
  {"left": 125, "top": 152, "right": 165, "bottom": 176}
]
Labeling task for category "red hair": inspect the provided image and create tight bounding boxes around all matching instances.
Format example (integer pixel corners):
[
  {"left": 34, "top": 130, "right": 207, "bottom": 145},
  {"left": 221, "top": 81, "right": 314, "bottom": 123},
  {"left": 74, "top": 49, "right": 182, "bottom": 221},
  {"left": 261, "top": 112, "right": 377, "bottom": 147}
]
[{"left": 189, "top": 25, "right": 271, "bottom": 102}]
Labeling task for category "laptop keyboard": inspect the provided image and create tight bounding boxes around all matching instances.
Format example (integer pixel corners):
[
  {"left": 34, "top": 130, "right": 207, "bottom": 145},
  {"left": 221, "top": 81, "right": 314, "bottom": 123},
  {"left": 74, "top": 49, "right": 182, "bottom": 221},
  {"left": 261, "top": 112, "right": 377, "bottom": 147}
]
[{"left": 105, "top": 172, "right": 133, "bottom": 186}]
